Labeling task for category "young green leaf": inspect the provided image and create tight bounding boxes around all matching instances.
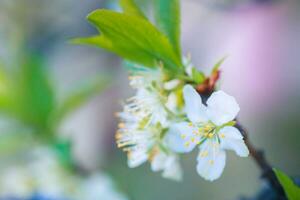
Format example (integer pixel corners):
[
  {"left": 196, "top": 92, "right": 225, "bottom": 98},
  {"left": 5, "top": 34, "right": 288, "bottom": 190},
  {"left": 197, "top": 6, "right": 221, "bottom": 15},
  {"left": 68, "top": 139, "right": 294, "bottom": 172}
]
[
  {"left": 212, "top": 56, "right": 227, "bottom": 73},
  {"left": 120, "top": 0, "right": 147, "bottom": 19},
  {"left": 192, "top": 67, "right": 205, "bottom": 84},
  {"left": 274, "top": 168, "right": 300, "bottom": 200},
  {"left": 18, "top": 55, "right": 55, "bottom": 128},
  {"left": 72, "top": 10, "right": 182, "bottom": 71},
  {"left": 153, "top": 0, "right": 181, "bottom": 57}
]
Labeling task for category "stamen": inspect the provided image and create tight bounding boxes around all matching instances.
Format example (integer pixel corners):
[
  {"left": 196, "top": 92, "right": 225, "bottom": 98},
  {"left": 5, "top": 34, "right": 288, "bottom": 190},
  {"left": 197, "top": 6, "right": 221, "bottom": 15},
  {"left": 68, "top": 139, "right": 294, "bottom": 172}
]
[
  {"left": 191, "top": 137, "right": 196, "bottom": 143},
  {"left": 184, "top": 141, "right": 190, "bottom": 147},
  {"left": 181, "top": 134, "right": 186, "bottom": 139},
  {"left": 118, "top": 123, "right": 125, "bottom": 128},
  {"left": 209, "top": 160, "right": 214, "bottom": 165},
  {"left": 200, "top": 151, "right": 208, "bottom": 157}
]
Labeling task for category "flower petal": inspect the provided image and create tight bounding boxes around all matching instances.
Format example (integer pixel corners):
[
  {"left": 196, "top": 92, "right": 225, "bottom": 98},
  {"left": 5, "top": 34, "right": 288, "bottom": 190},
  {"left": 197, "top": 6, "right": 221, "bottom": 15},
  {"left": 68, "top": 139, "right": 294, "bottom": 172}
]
[
  {"left": 219, "top": 126, "right": 249, "bottom": 157},
  {"left": 151, "top": 152, "right": 167, "bottom": 172},
  {"left": 183, "top": 85, "right": 208, "bottom": 123},
  {"left": 164, "top": 122, "right": 201, "bottom": 153},
  {"left": 151, "top": 152, "right": 182, "bottom": 181},
  {"left": 207, "top": 91, "right": 240, "bottom": 126},
  {"left": 196, "top": 140, "right": 226, "bottom": 181},
  {"left": 162, "top": 155, "right": 183, "bottom": 181},
  {"left": 127, "top": 150, "right": 148, "bottom": 168}
]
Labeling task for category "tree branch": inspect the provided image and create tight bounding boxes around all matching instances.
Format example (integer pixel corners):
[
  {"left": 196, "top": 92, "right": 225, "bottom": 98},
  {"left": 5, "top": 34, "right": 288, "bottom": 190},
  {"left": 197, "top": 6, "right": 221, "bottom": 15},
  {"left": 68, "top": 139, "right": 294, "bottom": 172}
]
[{"left": 235, "top": 122, "right": 286, "bottom": 199}]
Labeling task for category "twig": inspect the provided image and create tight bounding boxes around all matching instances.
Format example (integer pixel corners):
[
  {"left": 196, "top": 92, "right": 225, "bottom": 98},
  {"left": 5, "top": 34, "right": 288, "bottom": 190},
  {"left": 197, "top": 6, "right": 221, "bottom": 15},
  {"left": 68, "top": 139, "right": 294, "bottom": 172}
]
[{"left": 235, "top": 122, "right": 286, "bottom": 199}]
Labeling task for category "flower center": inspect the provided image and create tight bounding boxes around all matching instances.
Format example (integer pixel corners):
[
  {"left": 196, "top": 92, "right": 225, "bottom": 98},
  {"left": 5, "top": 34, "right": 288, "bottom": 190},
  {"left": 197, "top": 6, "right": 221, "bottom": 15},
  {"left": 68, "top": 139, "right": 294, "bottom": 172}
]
[{"left": 182, "top": 122, "right": 218, "bottom": 148}]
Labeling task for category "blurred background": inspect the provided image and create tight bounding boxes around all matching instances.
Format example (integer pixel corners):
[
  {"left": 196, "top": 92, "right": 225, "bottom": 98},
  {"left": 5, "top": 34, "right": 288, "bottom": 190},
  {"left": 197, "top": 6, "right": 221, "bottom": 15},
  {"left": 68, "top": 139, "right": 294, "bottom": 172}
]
[{"left": 0, "top": 0, "right": 299, "bottom": 199}]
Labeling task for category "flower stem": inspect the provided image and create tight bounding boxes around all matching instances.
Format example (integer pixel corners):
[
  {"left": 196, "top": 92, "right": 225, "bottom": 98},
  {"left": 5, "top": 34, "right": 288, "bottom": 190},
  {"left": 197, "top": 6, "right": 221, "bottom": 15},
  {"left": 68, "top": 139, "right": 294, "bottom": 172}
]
[{"left": 235, "top": 122, "right": 286, "bottom": 199}]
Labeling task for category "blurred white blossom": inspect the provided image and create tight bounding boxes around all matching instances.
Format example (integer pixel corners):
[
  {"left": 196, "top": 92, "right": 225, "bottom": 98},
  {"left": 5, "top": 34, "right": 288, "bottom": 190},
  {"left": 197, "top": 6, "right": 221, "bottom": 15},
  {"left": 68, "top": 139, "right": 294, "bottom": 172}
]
[{"left": 0, "top": 147, "right": 128, "bottom": 200}]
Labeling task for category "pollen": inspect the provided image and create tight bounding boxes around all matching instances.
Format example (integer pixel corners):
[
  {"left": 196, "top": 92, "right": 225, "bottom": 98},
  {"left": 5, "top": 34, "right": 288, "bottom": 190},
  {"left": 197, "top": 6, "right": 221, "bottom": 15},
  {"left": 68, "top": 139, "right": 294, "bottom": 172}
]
[
  {"left": 184, "top": 141, "right": 190, "bottom": 147},
  {"left": 118, "top": 123, "right": 125, "bottom": 128},
  {"left": 220, "top": 133, "right": 225, "bottom": 138},
  {"left": 208, "top": 133, "right": 214, "bottom": 138},
  {"left": 200, "top": 151, "right": 208, "bottom": 157},
  {"left": 209, "top": 160, "right": 214, "bottom": 165},
  {"left": 181, "top": 134, "right": 186, "bottom": 139},
  {"left": 188, "top": 122, "right": 193, "bottom": 127},
  {"left": 191, "top": 137, "right": 196, "bottom": 143}
]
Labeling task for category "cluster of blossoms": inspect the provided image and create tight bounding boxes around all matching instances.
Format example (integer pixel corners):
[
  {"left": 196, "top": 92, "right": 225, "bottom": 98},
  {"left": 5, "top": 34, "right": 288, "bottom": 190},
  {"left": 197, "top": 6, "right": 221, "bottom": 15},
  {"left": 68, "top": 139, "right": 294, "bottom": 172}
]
[
  {"left": 0, "top": 148, "right": 128, "bottom": 200},
  {"left": 116, "top": 59, "right": 249, "bottom": 181}
]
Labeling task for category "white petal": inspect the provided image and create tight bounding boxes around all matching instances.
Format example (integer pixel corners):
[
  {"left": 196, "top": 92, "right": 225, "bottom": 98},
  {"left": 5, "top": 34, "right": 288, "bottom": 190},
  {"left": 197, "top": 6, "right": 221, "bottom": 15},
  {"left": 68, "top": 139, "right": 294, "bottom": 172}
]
[
  {"left": 196, "top": 141, "right": 226, "bottom": 181},
  {"left": 165, "top": 92, "right": 178, "bottom": 113},
  {"left": 183, "top": 85, "right": 208, "bottom": 123},
  {"left": 151, "top": 152, "right": 182, "bottom": 181},
  {"left": 206, "top": 91, "right": 240, "bottom": 126},
  {"left": 162, "top": 156, "right": 182, "bottom": 181},
  {"left": 127, "top": 150, "right": 148, "bottom": 168},
  {"left": 164, "top": 79, "right": 181, "bottom": 90},
  {"left": 151, "top": 152, "right": 167, "bottom": 172},
  {"left": 220, "top": 127, "right": 249, "bottom": 157},
  {"left": 164, "top": 122, "right": 200, "bottom": 153}
]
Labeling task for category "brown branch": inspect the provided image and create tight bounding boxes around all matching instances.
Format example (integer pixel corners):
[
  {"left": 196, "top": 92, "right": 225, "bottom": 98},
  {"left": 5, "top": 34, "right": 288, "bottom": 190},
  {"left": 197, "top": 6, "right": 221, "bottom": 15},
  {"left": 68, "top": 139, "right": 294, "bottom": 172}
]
[{"left": 235, "top": 122, "right": 286, "bottom": 199}]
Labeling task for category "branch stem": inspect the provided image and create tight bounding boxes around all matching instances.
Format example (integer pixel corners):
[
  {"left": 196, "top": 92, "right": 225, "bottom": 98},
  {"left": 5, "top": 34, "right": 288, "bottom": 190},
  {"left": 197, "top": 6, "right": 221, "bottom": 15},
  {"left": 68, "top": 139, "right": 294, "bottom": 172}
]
[{"left": 236, "top": 122, "right": 286, "bottom": 199}]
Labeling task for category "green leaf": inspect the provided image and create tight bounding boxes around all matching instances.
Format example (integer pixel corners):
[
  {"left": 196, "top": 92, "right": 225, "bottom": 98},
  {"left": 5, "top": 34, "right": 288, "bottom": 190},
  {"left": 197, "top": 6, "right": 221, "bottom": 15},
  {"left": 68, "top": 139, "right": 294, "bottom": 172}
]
[
  {"left": 1, "top": 54, "right": 55, "bottom": 130},
  {"left": 212, "top": 56, "right": 227, "bottom": 73},
  {"left": 72, "top": 9, "right": 182, "bottom": 70},
  {"left": 19, "top": 55, "right": 54, "bottom": 128},
  {"left": 154, "top": 0, "right": 181, "bottom": 57},
  {"left": 52, "top": 75, "right": 110, "bottom": 125},
  {"left": 192, "top": 67, "right": 205, "bottom": 84},
  {"left": 53, "top": 140, "right": 73, "bottom": 169},
  {"left": 274, "top": 168, "right": 300, "bottom": 200},
  {"left": 120, "top": 0, "right": 147, "bottom": 19}
]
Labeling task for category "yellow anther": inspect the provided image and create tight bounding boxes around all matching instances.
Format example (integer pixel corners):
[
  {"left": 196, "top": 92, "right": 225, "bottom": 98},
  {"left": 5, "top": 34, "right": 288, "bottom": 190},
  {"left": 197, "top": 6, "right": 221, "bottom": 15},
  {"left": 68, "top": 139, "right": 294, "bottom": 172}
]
[
  {"left": 208, "top": 133, "right": 214, "bottom": 138},
  {"left": 204, "top": 125, "right": 212, "bottom": 132},
  {"left": 188, "top": 122, "right": 193, "bottom": 127},
  {"left": 220, "top": 133, "right": 225, "bottom": 138},
  {"left": 181, "top": 134, "right": 186, "bottom": 139},
  {"left": 209, "top": 160, "right": 214, "bottom": 165},
  {"left": 118, "top": 123, "right": 125, "bottom": 128},
  {"left": 191, "top": 137, "right": 196, "bottom": 143},
  {"left": 200, "top": 151, "right": 208, "bottom": 157},
  {"left": 184, "top": 141, "right": 190, "bottom": 147}
]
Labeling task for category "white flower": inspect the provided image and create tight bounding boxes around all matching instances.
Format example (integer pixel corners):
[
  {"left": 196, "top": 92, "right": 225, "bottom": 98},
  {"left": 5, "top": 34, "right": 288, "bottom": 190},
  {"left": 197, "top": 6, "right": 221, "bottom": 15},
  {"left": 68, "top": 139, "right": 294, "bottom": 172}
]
[
  {"left": 116, "top": 108, "right": 182, "bottom": 180},
  {"left": 128, "top": 65, "right": 162, "bottom": 89},
  {"left": 165, "top": 85, "right": 249, "bottom": 181},
  {"left": 126, "top": 88, "right": 168, "bottom": 126},
  {"left": 116, "top": 107, "right": 156, "bottom": 168},
  {"left": 78, "top": 173, "right": 128, "bottom": 200}
]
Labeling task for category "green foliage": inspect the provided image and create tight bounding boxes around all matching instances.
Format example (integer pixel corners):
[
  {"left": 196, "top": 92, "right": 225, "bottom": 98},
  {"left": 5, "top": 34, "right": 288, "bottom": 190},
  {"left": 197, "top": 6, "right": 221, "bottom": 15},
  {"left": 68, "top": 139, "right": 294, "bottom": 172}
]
[
  {"left": 192, "top": 68, "right": 205, "bottom": 84},
  {"left": 153, "top": 0, "right": 181, "bottom": 57},
  {"left": 0, "top": 55, "right": 55, "bottom": 130},
  {"left": 120, "top": 0, "right": 146, "bottom": 19},
  {"left": 72, "top": 9, "right": 182, "bottom": 71},
  {"left": 274, "top": 168, "right": 300, "bottom": 200},
  {"left": 212, "top": 56, "right": 227, "bottom": 73},
  {"left": 0, "top": 53, "right": 109, "bottom": 138}
]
